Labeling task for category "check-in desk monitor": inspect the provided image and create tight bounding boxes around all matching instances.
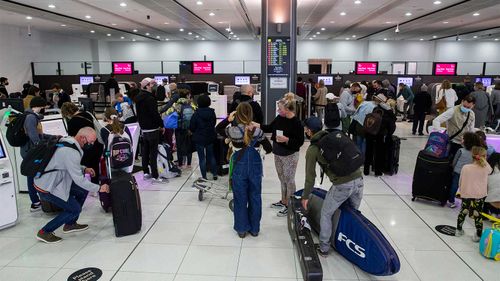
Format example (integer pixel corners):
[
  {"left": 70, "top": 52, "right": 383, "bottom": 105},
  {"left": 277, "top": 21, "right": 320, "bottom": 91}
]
[
  {"left": 41, "top": 118, "right": 68, "bottom": 137},
  {"left": 0, "top": 134, "right": 17, "bottom": 230}
]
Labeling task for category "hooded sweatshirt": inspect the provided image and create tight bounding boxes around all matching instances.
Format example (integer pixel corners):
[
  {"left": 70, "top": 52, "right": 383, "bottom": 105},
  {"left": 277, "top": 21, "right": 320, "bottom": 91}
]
[
  {"left": 135, "top": 89, "right": 163, "bottom": 131},
  {"left": 190, "top": 107, "right": 217, "bottom": 145},
  {"left": 34, "top": 137, "right": 100, "bottom": 201}
]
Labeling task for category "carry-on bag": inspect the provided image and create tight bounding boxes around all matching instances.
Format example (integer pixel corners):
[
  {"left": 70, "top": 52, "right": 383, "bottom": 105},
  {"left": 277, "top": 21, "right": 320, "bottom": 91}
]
[
  {"left": 157, "top": 143, "right": 181, "bottom": 179},
  {"left": 384, "top": 135, "right": 401, "bottom": 175},
  {"left": 479, "top": 223, "right": 500, "bottom": 261},
  {"left": 296, "top": 188, "right": 401, "bottom": 276},
  {"left": 288, "top": 196, "right": 323, "bottom": 281},
  {"left": 213, "top": 134, "right": 230, "bottom": 176},
  {"left": 412, "top": 150, "right": 451, "bottom": 205},
  {"left": 107, "top": 156, "right": 142, "bottom": 237}
]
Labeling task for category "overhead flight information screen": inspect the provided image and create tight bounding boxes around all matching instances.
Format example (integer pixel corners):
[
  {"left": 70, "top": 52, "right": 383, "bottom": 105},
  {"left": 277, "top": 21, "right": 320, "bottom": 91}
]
[{"left": 267, "top": 37, "right": 290, "bottom": 76}]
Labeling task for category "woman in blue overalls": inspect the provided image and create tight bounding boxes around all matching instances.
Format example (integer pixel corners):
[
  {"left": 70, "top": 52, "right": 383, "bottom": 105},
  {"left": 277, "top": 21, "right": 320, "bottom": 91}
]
[{"left": 216, "top": 103, "right": 272, "bottom": 238}]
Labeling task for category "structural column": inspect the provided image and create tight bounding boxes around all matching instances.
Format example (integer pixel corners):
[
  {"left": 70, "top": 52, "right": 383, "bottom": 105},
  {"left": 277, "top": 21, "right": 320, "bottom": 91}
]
[{"left": 261, "top": 0, "right": 297, "bottom": 123}]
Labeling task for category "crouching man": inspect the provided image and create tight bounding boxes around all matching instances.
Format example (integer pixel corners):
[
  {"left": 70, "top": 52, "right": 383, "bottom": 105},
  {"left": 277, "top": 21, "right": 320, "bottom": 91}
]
[
  {"left": 301, "top": 117, "right": 364, "bottom": 257},
  {"left": 35, "top": 127, "right": 110, "bottom": 243}
]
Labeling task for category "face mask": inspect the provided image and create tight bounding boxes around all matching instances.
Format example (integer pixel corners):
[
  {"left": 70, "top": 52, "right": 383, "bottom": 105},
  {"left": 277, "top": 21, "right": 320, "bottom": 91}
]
[
  {"left": 83, "top": 140, "right": 93, "bottom": 150},
  {"left": 305, "top": 133, "right": 312, "bottom": 140},
  {"left": 460, "top": 105, "right": 471, "bottom": 113},
  {"left": 5, "top": 82, "right": 8, "bottom": 86},
  {"left": 33, "top": 108, "right": 41, "bottom": 114},
  {"left": 39, "top": 108, "right": 45, "bottom": 115}
]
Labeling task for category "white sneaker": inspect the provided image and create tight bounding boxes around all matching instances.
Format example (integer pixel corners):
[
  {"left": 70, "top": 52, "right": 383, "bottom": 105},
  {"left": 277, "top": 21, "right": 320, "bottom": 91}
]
[
  {"left": 143, "top": 173, "right": 152, "bottom": 180},
  {"left": 277, "top": 207, "right": 288, "bottom": 217},
  {"left": 152, "top": 178, "right": 168, "bottom": 184},
  {"left": 447, "top": 202, "right": 457, "bottom": 208},
  {"left": 455, "top": 229, "right": 464, "bottom": 237},
  {"left": 472, "top": 233, "right": 481, "bottom": 242}
]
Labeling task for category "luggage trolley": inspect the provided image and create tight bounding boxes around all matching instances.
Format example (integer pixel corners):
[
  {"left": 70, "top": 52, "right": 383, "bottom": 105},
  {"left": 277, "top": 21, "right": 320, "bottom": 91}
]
[{"left": 192, "top": 177, "right": 234, "bottom": 211}]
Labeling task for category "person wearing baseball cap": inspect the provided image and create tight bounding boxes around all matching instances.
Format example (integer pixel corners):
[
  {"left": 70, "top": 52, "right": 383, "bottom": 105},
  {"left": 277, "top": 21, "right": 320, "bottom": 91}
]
[
  {"left": 135, "top": 77, "right": 164, "bottom": 183},
  {"left": 301, "top": 116, "right": 364, "bottom": 257}
]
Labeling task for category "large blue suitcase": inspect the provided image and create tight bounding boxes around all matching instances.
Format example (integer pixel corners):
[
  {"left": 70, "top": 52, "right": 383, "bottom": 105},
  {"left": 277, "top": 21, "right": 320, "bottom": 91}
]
[{"left": 297, "top": 188, "right": 400, "bottom": 276}]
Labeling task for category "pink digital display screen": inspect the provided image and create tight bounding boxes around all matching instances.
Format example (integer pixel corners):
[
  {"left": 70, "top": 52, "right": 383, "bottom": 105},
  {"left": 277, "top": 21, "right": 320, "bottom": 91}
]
[
  {"left": 434, "top": 63, "right": 457, "bottom": 76},
  {"left": 112, "top": 62, "right": 134, "bottom": 75},
  {"left": 355, "top": 62, "right": 378, "bottom": 75},
  {"left": 192, "top": 61, "right": 213, "bottom": 74}
]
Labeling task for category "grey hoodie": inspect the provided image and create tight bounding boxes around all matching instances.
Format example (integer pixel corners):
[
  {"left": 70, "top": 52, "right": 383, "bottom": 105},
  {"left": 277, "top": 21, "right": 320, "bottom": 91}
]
[{"left": 34, "top": 136, "right": 100, "bottom": 201}]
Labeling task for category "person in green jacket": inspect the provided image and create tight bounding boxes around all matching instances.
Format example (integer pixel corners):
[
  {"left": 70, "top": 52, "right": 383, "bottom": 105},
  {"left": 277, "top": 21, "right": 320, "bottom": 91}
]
[
  {"left": 397, "top": 83, "right": 414, "bottom": 121},
  {"left": 301, "top": 117, "right": 364, "bottom": 257}
]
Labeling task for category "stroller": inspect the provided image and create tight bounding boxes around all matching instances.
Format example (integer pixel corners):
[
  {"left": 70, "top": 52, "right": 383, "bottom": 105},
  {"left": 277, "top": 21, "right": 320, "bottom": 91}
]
[{"left": 157, "top": 143, "right": 181, "bottom": 179}]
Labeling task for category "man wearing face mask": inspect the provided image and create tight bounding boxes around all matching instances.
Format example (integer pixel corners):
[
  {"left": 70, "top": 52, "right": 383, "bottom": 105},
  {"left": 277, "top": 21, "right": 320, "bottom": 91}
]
[
  {"left": 34, "top": 127, "right": 110, "bottom": 244},
  {"left": 21, "top": 97, "right": 58, "bottom": 212},
  {"left": 301, "top": 116, "right": 364, "bottom": 257},
  {"left": 433, "top": 94, "right": 476, "bottom": 159},
  {"left": 0, "top": 77, "right": 9, "bottom": 98},
  {"left": 229, "top": 84, "right": 263, "bottom": 124}
]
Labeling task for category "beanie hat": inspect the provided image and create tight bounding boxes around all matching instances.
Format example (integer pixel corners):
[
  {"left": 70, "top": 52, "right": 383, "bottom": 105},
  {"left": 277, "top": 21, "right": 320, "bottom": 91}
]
[
  {"left": 420, "top": 84, "right": 428, "bottom": 92},
  {"left": 303, "top": 117, "right": 323, "bottom": 133},
  {"left": 197, "top": 94, "right": 211, "bottom": 108},
  {"left": 30, "top": 96, "right": 47, "bottom": 108}
]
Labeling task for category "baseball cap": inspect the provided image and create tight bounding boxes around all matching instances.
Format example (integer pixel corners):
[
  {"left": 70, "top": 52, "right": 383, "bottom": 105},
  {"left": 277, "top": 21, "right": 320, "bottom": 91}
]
[
  {"left": 326, "top": 93, "right": 335, "bottom": 100},
  {"left": 140, "top": 77, "right": 153, "bottom": 89},
  {"left": 303, "top": 117, "right": 323, "bottom": 132}
]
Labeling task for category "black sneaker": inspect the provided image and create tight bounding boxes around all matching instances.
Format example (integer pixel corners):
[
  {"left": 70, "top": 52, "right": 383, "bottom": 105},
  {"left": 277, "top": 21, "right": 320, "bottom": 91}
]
[
  {"left": 238, "top": 232, "right": 247, "bottom": 238},
  {"left": 271, "top": 201, "right": 286, "bottom": 209},
  {"left": 36, "top": 230, "right": 62, "bottom": 244},
  {"left": 30, "top": 202, "right": 42, "bottom": 212},
  {"left": 250, "top": 232, "right": 259, "bottom": 237}
]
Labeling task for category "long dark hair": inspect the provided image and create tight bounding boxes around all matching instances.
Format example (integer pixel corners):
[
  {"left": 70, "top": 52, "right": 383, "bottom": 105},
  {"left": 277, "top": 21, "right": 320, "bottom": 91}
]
[{"left": 104, "top": 108, "right": 124, "bottom": 134}]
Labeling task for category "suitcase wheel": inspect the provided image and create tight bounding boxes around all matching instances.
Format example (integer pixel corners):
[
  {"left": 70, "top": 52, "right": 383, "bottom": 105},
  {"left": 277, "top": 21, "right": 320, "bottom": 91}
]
[
  {"left": 198, "top": 190, "right": 204, "bottom": 201},
  {"left": 440, "top": 201, "right": 447, "bottom": 207},
  {"left": 411, "top": 197, "right": 416, "bottom": 202}
]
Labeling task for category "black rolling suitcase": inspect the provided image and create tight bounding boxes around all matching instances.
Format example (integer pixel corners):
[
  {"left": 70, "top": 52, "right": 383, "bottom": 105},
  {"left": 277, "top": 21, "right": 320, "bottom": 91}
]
[
  {"left": 288, "top": 197, "right": 323, "bottom": 281},
  {"left": 213, "top": 134, "right": 229, "bottom": 176},
  {"left": 108, "top": 160, "right": 142, "bottom": 237},
  {"left": 384, "top": 135, "right": 401, "bottom": 175},
  {"left": 412, "top": 150, "right": 451, "bottom": 206}
]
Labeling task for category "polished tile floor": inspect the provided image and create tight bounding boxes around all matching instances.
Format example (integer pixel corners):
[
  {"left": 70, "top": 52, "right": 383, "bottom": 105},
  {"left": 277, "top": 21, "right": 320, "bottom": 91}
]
[{"left": 0, "top": 122, "right": 497, "bottom": 281}]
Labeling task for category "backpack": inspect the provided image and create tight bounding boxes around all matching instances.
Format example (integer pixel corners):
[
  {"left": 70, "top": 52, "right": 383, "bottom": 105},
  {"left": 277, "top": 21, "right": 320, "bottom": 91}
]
[
  {"left": 6, "top": 112, "right": 33, "bottom": 147},
  {"left": 324, "top": 103, "right": 341, "bottom": 128},
  {"left": 363, "top": 108, "right": 384, "bottom": 135},
  {"left": 20, "top": 139, "right": 79, "bottom": 178},
  {"left": 179, "top": 103, "right": 194, "bottom": 130},
  {"left": 105, "top": 127, "right": 133, "bottom": 169},
  {"left": 163, "top": 111, "right": 179, "bottom": 129},
  {"left": 423, "top": 112, "right": 470, "bottom": 158},
  {"left": 479, "top": 223, "right": 500, "bottom": 261},
  {"left": 317, "top": 131, "right": 364, "bottom": 177}
]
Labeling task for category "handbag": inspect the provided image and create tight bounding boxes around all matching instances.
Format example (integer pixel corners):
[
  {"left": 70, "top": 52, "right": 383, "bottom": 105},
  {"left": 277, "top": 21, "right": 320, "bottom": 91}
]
[{"left": 436, "top": 89, "right": 447, "bottom": 111}]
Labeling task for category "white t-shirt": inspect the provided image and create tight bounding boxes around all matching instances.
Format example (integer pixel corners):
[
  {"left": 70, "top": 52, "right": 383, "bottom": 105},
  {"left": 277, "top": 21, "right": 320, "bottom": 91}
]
[{"left": 436, "top": 88, "right": 458, "bottom": 109}]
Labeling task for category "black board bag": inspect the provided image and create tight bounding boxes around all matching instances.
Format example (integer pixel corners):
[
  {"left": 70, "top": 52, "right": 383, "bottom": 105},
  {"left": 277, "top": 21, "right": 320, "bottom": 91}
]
[{"left": 412, "top": 150, "right": 451, "bottom": 206}]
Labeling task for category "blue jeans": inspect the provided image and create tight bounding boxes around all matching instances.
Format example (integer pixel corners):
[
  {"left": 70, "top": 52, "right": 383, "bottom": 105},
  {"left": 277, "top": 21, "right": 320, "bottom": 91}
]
[
  {"left": 355, "top": 136, "right": 366, "bottom": 156},
  {"left": 27, "top": 176, "right": 40, "bottom": 204},
  {"left": 196, "top": 143, "right": 217, "bottom": 179},
  {"left": 449, "top": 172, "right": 460, "bottom": 203},
  {"left": 38, "top": 183, "right": 89, "bottom": 233},
  {"left": 231, "top": 147, "right": 263, "bottom": 234}
]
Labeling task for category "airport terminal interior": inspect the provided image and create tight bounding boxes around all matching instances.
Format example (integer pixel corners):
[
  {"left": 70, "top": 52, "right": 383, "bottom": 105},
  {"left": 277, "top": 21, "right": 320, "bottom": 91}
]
[{"left": 0, "top": 0, "right": 500, "bottom": 281}]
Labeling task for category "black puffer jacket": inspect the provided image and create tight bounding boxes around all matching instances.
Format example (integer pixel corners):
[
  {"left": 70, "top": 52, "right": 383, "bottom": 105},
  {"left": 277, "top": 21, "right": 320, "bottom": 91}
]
[
  {"left": 190, "top": 107, "right": 216, "bottom": 146},
  {"left": 135, "top": 90, "right": 163, "bottom": 130}
]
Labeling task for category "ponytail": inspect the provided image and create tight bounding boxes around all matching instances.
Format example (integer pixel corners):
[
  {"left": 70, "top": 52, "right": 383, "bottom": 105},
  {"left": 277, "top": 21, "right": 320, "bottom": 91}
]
[
  {"left": 104, "top": 107, "right": 124, "bottom": 134},
  {"left": 471, "top": 146, "right": 488, "bottom": 168}
]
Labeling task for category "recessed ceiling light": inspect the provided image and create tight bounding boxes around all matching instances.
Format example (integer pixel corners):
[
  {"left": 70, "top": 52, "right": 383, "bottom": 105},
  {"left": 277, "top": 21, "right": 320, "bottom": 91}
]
[
  {"left": 313, "top": 35, "right": 317, "bottom": 38},
  {"left": 433, "top": 35, "right": 437, "bottom": 38},
  {"left": 145, "top": 33, "right": 150, "bottom": 35},
  {"left": 345, "top": 38, "right": 350, "bottom": 40},
  {"left": 405, "top": 12, "right": 412, "bottom": 16},
  {"left": 419, "top": 38, "right": 424, "bottom": 41},
  {"left": 164, "top": 22, "right": 169, "bottom": 25},
  {"left": 473, "top": 35, "right": 478, "bottom": 38},
  {"left": 233, "top": 35, "right": 237, "bottom": 37},
  {"left": 179, "top": 28, "right": 184, "bottom": 32},
  {"left": 495, "top": 38, "right": 499, "bottom": 41},
  {"left": 201, "top": 38, "right": 205, "bottom": 40},
  {"left": 433, "top": 1, "right": 442, "bottom": 4},
  {"left": 321, "top": 27, "right": 326, "bottom": 31},
  {"left": 340, "top": 12, "right": 346, "bottom": 16},
  {"left": 48, "top": 4, "right": 56, "bottom": 8},
  {"left": 385, "top": 21, "right": 392, "bottom": 24},
  {"left": 165, "top": 38, "right": 169, "bottom": 41},
  {"left": 442, "top": 21, "right": 449, "bottom": 24},
  {"left": 352, "top": 35, "right": 356, "bottom": 38},
  {"left": 195, "top": 35, "right": 199, "bottom": 38},
  {"left": 196, "top": 1, "right": 203, "bottom": 5},
  {"left": 60, "top": 24, "right": 66, "bottom": 27},
  {"left": 458, "top": 38, "right": 461, "bottom": 41},
  {"left": 473, "top": 12, "right": 480, "bottom": 16},
  {"left": 156, "top": 35, "right": 160, "bottom": 39},
  {"left": 85, "top": 15, "right": 91, "bottom": 19},
  {"left": 132, "top": 39, "right": 136, "bottom": 41},
  {"left": 230, "top": 31, "right": 234, "bottom": 35},
  {"left": 188, "top": 32, "right": 193, "bottom": 35},
  {"left": 120, "top": 2, "right": 127, "bottom": 7},
  {"left": 107, "top": 33, "right": 111, "bottom": 37},
  {"left": 90, "top": 30, "right": 95, "bottom": 33},
  {"left": 316, "top": 32, "right": 320, "bottom": 34},
  {"left": 236, "top": 38, "right": 240, "bottom": 40},
  {"left": 209, "top": 12, "right": 215, "bottom": 16},
  {"left": 309, "top": 38, "right": 313, "bottom": 40},
  {"left": 383, "top": 38, "right": 387, "bottom": 40},
  {"left": 26, "top": 16, "right": 33, "bottom": 20},
  {"left": 120, "top": 36, "right": 124, "bottom": 39},
  {"left": 330, "top": 21, "right": 335, "bottom": 23},
  {"left": 111, "top": 23, "right": 117, "bottom": 26},
  {"left": 354, "top": 0, "right": 362, "bottom": 4},
  {"left": 133, "top": 29, "right": 138, "bottom": 32}
]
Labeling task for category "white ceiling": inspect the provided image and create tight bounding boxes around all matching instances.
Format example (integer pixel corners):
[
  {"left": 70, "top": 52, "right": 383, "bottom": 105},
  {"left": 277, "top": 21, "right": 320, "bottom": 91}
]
[{"left": 0, "top": 0, "right": 499, "bottom": 42}]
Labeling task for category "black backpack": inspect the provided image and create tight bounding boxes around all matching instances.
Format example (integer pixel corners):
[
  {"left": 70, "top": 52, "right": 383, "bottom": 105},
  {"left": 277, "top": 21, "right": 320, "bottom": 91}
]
[
  {"left": 21, "top": 139, "right": 79, "bottom": 178},
  {"left": 324, "top": 103, "right": 341, "bottom": 128},
  {"left": 317, "top": 131, "right": 364, "bottom": 177},
  {"left": 6, "top": 112, "right": 33, "bottom": 147}
]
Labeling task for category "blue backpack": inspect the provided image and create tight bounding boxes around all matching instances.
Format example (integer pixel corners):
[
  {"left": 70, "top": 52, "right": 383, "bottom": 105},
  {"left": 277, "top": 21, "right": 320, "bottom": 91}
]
[
  {"left": 296, "top": 188, "right": 401, "bottom": 276},
  {"left": 163, "top": 112, "right": 179, "bottom": 129}
]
